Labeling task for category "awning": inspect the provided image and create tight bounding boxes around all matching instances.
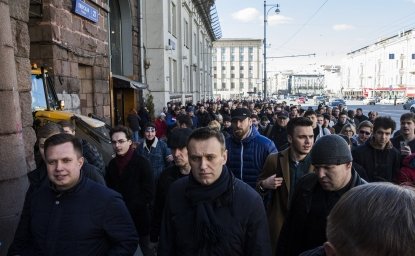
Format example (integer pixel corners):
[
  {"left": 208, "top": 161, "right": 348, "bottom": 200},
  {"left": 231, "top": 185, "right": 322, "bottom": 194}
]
[{"left": 112, "top": 74, "right": 148, "bottom": 90}]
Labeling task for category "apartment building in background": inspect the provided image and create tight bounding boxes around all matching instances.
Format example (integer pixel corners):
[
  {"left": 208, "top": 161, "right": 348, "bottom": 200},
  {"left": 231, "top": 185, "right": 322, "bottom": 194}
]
[{"left": 212, "top": 39, "right": 262, "bottom": 100}]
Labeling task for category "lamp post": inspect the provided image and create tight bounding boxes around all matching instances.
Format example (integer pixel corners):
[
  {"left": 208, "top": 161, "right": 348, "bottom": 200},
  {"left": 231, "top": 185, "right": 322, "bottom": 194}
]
[{"left": 263, "top": 1, "right": 280, "bottom": 100}]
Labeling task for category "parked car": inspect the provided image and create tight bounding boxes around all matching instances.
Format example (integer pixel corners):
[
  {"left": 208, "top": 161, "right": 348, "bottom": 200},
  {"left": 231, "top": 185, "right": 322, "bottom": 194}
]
[
  {"left": 380, "top": 97, "right": 406, "bottom": 104},
  {"left": 363, "top": 97, "right": 376, "bottom": 105},
  {"left": 297, "top": 96, "right": 306, "bottom": 104},
  {"left": 329, "top": 99, "right": 347, "bottom": 110},
  {"left": 403, "top": 99, "right": 415, "bottom": 109},
  {"left": 314, "top": 96, "right": 326, "bottom": 105}
]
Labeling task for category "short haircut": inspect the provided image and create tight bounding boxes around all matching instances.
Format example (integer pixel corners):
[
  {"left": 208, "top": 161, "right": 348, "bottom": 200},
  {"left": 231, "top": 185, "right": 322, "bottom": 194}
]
[
  {"left": 357, "top": 120, "right": 373, "bottom": 131},
  {"left": 303, "top": 110, "right": 317, "bottom": 117},
  {"left": 339, "top": 110, "right": 348, "bottom": 117},
  {"left": 110, "top": 125, "right": 132, "bottom": 140},
  {"left": 327, "top": 183, "right": 415, "bottom": 256},
  {"left": 176, "top": 114, "right": 193, "bottom": 128},
  {"left": 57, "top": 120, "right": 75, "bottom": 132},
  {"left": 44, "top": 133, "right": 83, "bottom": 158},
  {"left": 187, "top": 127, "right": 226, "bottom": 152},
  {"left": 36, "top": 122, "right": 64, "bottom": 140},
  {"left": 373, "top": 116, "right": 396, "bottom": 133},
  {"left": 356, "top": 107, "right": 363, "bottom": 112},
  {"left": 250, "top": 114, "right": 259, "bottom": 120},
  {"left": 286, "top": 117, "right": 313, "bottom": 137},
  {"left": 400, "top": 112, "right": 415, "bottom": 123}
]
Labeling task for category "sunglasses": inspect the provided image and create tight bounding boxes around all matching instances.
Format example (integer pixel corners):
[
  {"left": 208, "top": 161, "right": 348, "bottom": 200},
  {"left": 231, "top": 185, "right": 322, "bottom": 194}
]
[{"left": 359, "top": 130, "right": 371, "bottom": 136}]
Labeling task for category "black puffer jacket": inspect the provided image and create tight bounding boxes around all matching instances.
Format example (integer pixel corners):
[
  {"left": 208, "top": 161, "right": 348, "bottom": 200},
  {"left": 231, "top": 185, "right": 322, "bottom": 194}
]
[
  {"left": 276, "top": 170, "right": 366, "bottom": 256},
  {"left": 352, "top": 138, "right": 400, "bottom": 182},
  {"left": 81, "top": 139, "right": 105, "bottom": 176}
]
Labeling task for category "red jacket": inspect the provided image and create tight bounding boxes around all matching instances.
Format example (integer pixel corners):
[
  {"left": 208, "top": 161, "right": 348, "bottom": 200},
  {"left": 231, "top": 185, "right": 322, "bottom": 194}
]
[
  {"left": 397, "top": 153, "right": 415, "bottom": 185},
  {"left": 155, "top": 118, "right": 167, "bottom": 139}
]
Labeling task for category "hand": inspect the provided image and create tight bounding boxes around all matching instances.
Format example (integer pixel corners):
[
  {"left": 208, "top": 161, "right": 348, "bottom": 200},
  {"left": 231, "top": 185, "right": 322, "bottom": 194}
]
[
  {"left": 166, "top": 155, "right": 174, "bottom": 162},
  {"left": 401, "top": 145, "right": 411, "bottom": 156},
  {"left": 261, "top": 174, "right": 284, "bottom": 190}
]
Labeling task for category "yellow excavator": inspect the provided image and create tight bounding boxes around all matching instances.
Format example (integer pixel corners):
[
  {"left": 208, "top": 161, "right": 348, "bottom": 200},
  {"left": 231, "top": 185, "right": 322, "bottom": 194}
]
[{"left": 31, "top": 64, "right": 113, "bottom": 165}]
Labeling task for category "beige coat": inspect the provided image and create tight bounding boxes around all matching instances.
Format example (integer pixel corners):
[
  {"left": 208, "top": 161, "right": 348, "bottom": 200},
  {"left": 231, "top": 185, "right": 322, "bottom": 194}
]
[{"left": 256, "top": 148, "right": 313, "bottom": 255}]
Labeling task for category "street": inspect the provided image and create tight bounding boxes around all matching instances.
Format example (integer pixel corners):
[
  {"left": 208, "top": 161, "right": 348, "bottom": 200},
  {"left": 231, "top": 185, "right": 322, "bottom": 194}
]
[{"left": 298, "top": 100, "right": 410, "bottom": 130}]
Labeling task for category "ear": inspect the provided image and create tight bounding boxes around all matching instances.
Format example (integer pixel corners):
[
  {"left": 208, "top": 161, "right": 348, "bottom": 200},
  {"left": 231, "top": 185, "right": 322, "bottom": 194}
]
[
  {"left": 222, "top": 149, "right": 228, "bottom": 165},
  {"left": 287, "top": 134, "right": 292, "bottom": 144},
  {"left": 78, "top": 156, "right": 84, "bottom": 167},
  {"left": 323, "top": 242, "right": 337, "bottom": 256}
]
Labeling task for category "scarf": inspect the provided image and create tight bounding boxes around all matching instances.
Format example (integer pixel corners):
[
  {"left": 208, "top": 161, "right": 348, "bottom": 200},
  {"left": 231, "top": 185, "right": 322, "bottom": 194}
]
[
  {"left": 115, "top": 146, "right": 135, "bottom": 175},
  {"left": 185, "top": 166, "right": 234, "bottom": 255}
]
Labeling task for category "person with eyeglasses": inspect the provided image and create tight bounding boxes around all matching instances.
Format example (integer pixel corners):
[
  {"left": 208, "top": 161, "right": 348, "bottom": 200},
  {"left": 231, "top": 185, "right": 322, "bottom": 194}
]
[
  {"left": 353, "top": 120, "right": 373, "bottom": 146},
  {"left": 352, "top": 116, "right": 400, "bottom": 183},
  {"left": 137, "top": 123, "right": 173, "bottom": 184},
  {"left": 106, "top": 125, "right": 154, "bottom": 256},
  {"left": 340, "top": 124, "right": 358, "bottom": 149}
]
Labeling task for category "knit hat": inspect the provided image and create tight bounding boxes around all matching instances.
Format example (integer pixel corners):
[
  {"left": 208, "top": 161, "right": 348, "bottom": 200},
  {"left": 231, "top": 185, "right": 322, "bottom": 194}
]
[
  {"left": 310, "top": 134, "right": 352, "bottom": 165},
  {"left": 167, "top": 128, "right": 193, "bottom": 149}
]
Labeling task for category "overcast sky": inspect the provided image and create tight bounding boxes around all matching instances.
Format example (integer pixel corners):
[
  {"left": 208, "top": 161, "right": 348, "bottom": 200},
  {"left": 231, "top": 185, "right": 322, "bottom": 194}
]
[{"left": 215, "top": 0, "right": 415, "bottom": 71}]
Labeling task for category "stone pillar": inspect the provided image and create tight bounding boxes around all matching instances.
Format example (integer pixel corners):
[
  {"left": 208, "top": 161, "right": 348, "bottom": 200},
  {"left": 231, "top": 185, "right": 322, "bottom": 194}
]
[{"left": 0, "top": 0, "right": 35, "bottom": 254}]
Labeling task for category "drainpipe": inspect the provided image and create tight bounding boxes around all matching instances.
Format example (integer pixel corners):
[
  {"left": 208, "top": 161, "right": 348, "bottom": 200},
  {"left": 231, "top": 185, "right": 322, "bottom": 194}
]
[{"left": 138, "top": 0, "right": 145, "bottom": 109}]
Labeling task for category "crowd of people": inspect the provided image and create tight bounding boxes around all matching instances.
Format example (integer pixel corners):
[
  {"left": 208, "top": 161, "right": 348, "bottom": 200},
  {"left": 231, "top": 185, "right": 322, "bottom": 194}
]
[{"left": 7, "top": 99, "right": 415, "bottom": 256}]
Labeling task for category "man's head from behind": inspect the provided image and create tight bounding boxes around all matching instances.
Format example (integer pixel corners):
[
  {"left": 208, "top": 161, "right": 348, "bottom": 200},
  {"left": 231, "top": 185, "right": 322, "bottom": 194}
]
[
  {"left": 310, "top": 135, "right": 353, "bottom": 191},
  {"left": 58, "top": 120, "right": 76, "bottom": 135},
  {"left": 44, "top": 133, "right": 84, "bottom": 191},
  {"left": 37, "top": 122, "right": 64, "bottom": 161},
  {"left": 325, "top": 183, "right": 415, "bottom": 256},
  {"left": 187, "top": 127, "right": 227, "bottom": 186},
  {"left": 167, "top": 128, "right": 193, "bottom": 169},
  {"left": 286, "top": 117, "right": 314, "bottom": 156}
]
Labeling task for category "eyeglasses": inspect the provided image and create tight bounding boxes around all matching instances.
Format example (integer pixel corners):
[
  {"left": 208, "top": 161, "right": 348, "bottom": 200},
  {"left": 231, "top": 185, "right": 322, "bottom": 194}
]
[
  {"left": 111, "top": 139, "right": 129, "bottom": 145},
  {"left": 145, "top": 127, "right": 156, "bottom": 132},
  {"left": 359, "top": 130, "right": 371, "bottom": 136},
  {"left": 344, "top": 129, "right": 353, "bottom": 133}
]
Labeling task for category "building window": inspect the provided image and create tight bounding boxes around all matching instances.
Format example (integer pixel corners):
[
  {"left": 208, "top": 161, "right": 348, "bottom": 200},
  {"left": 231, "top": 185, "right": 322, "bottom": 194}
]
[
  {"left": 231, "top": 66, "right": 235, "bottom": 70},
  {"left": 239, "top": 47, "right": 244, "bottom": 53},
  {"left": 389, "top": 53, "right": 395, "bottom": 59},
  {"left": 249, "top": 55, "right": 253, "bottom": 61},
  {"left": 239, "top": 82, "right": 244, "bottom": 89},
  {"left": 231, "top": 82, "right": 235, "bottom": 89},
  {"left": 249, "top": 65, "right": 253, "bottom": 71},
  {"left": 231, "top": 74, "right": 235, "bottom": 78},
  {"left": 249, "top": 82, "right": 253, "bottom": 89},
  {"left": 231, "top": 55, "right": 235, "bottom": 62},
  {"left": 248, "top": 47, "right": 253, "bottom": 53},
  {"left": 171, "top": 2, "right": 177, "bottom": 37},
  {"left": 222, "top": 82, "right": 226, "bottom": 89},
  {"left": 412, "top": 53, "right": 415, "bottom": 59},
  {"left": 214, "top": 82, "right": 217, "bottom": 89},
  {"left": 239, "top": 55, "right": 244, "bottom": 61},
  {"left": 213, "top": 66, "right": 217, "bottom": 71},
  {"left": 240, "top": 73, "right": 244, "bottom": 78},
  {"left": 213, "top": 74, "right": 217, "bottom": 78},
  {"left": 231, "top": 47, "right": 235, "bottom": 53},
  {"left": 240, "top": 66, "right": 244, "bottom": 70},
  {"left": 221, "top": 54, "right": 226, "bottom": 61},
  {"left": 221, "top": 48, "right": 226, "bottom": 54},
  {"left": 222, "top": 66, "right": 226, "bottom": 71},
  {"left": 183, "top": 19, "right": 189, "bottom": 47}
]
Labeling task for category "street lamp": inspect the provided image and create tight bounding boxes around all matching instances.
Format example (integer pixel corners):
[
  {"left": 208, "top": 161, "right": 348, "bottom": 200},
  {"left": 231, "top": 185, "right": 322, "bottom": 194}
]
[{"left": 263, "top": 1, "right": 280, "bottom": 100}]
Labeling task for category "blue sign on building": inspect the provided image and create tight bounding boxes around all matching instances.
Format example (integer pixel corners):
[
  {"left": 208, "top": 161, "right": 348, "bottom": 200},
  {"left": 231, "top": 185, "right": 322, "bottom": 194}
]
[{"left": 72, "top": 0, "right": 99, "bottom": 23}]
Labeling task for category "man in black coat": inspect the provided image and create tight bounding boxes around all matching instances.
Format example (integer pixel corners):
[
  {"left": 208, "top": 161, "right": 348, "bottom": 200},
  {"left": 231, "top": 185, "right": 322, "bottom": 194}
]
[
  {"left": 106, "top": 125, "right": 154, "bottom": 256},
  {"left": 8, "top": 134, "right": 138, "bottom": 255},
  {"left": 158, "top": 127, "right": 271, "bottom": 256},
  {"left": 352, "top": 116, "right": 400, "bottom": 182},
  {"left": 277, "top": 135, "right": 366, "bottom": 256}
]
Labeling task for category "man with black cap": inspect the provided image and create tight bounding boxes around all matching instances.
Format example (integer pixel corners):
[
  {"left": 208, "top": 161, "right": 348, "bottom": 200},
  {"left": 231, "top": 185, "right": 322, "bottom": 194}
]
[
  {"left": 264, "top": 111, "right": 290, "bottom": 151},
  {"left": 186, "top": 106, "right": 199, "bottom": 129},
  {"left": 276, "top": 134, "right": 366, "bottom": 256},
  {"left": 226, "top": 108, "right": 277, "bottom": 188},
  {"left": 149, "top": 128, "right": 193, "bottom": 250}
]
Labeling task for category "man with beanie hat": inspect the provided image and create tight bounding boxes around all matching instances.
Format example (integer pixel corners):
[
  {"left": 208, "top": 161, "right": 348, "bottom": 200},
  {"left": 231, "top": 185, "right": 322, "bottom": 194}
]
[
  {"left": 149, "top": 128, "right": 193, "bottom": 249},
  {"left": 277, "top": 135, "right": 366, "bottom": 256}
]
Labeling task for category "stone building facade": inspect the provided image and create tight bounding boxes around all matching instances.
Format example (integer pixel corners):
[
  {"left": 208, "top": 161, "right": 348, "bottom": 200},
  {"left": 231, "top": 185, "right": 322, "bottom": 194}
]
[
  {"left": 0, "top": 1, "right": 35, "bottom": 254},
  {"left": 29, "top": 0, "right": 111, "bottom": 121}
]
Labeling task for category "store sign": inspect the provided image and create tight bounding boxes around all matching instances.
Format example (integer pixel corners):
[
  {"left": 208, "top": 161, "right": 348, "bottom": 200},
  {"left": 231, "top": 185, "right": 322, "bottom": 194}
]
[{"left": 73, "top": 0, "right": 99, "bottom": 23}]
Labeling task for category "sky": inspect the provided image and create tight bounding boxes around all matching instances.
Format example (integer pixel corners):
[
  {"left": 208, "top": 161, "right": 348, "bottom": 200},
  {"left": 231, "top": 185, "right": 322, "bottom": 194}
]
[{"left": 215, "top": 0, "right": 415, "bottom": 72}]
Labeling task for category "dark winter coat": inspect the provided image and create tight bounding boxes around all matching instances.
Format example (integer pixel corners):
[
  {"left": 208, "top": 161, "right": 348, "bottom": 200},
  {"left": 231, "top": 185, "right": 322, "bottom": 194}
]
[
  {"left": 352, "top": 138, "right": 400, "bottom": 182},
  {"left": 8, "top": 175, "right": 138, "bottom": 256},
  {"left": 276, "top": 170, "right": 366, "bottom": 256},
  {"left": 149, "top": 165, "right": 188, "bottom": 242},
  {"left": 81, "top": 138, "right": 105, "bottom": 176},
  {"left": 106, "top": 150, "right": 154, "bottom": 236},
  {"left": 158, "top": 168, "right": 272, "bottom": 256},
  {"left": 264, "top": 123, "right": 289, "bottom": 151},
  {"left": 226, "top": 126, "right": 277, "bottom": 188},
  {"left": 196, "top": 111, "right": 212, "bottom": 127}
]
